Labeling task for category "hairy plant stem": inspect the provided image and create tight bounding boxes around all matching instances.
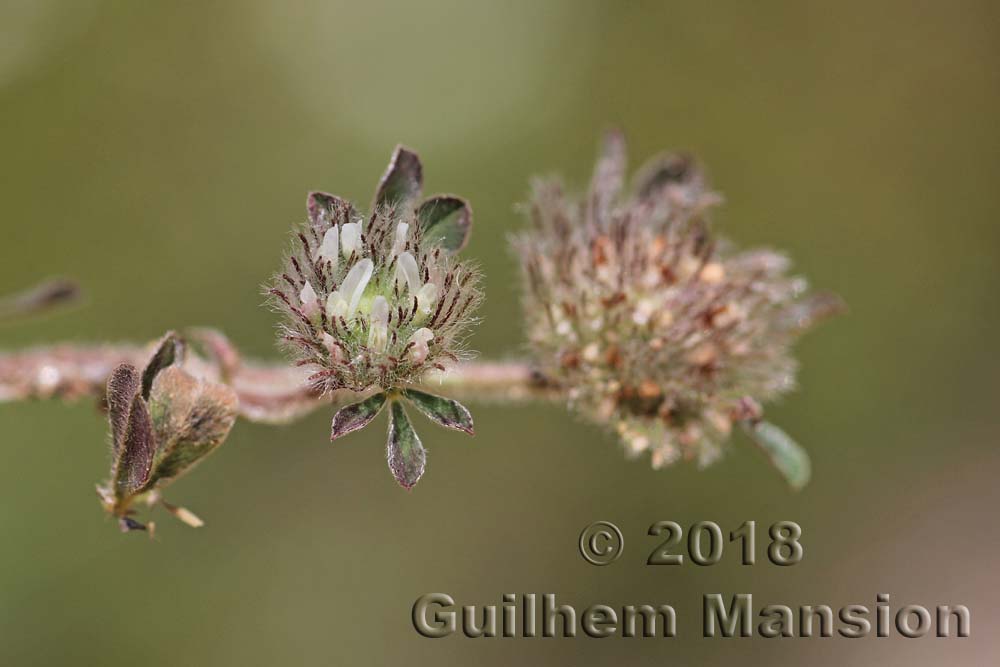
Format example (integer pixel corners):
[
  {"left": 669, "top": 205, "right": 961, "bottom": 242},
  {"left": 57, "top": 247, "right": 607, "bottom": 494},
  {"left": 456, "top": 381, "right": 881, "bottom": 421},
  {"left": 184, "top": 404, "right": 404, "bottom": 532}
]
[{"left": 0, "top": 337, "right": 556, "bottom": 424}]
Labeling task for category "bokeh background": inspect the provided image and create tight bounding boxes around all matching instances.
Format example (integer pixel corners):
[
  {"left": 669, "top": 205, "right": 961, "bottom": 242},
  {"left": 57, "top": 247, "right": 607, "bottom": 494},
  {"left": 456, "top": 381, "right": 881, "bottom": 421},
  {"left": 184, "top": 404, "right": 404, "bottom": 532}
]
[{"left": 2, "top": 1, "right": 998, "bottom": 664}]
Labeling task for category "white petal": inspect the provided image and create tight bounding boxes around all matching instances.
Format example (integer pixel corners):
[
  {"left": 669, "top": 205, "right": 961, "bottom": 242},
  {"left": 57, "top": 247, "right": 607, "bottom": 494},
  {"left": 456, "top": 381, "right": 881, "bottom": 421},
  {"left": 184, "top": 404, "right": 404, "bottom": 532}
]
[
  {"left": 340, "top": 258, "right": 373, "bottom": 319},
  {"left": 391, "top": 222, "right": 410, "bottom": 257},
  {"left": 416, "top": 282, "right": 438, "bottom": 315},
  {"left": 394, "top": 251, "right": 420, "bottom": 293},
  {"left": 299, "top": 281, "right": 318, "bottom": 317},
  {"left": 370, "top": 295, "right": 389, "bottom": 326},
  {"left": 315, "top": 227, "right": 339, "bottom": 270},
  {"left": 368, "top": 296, "right": 389, "bottom": 352},
  {"left": 340, "top": 222, "right": 362, "bottom": 258},
  {"left": 326, "top": 291, "right": 348, "bottom": 319},
  {"left": 407, "top": 327, "right": 434, "bottom": 363}
]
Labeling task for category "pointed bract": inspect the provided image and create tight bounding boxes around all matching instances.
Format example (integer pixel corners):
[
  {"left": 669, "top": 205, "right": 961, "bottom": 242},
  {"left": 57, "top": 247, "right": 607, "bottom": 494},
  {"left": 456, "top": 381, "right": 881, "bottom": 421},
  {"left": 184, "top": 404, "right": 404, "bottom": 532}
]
[
  {"left": 402, "top": 388, "right": 474, "bottom": 435},
  {"left": 331, "top": 392, "right": 388, "bottom": 440},
  {"left": 141, "top": 331, "right": 182, "bottom": 400},
  {"left": 386, "top": 400, "right": 426, "bottom": 489},
  {"left": 307, "top": 191, "right": 357, "bottom": 227},
  {"left": 373, "top": 145, "right": 423, "bottom": 213}
]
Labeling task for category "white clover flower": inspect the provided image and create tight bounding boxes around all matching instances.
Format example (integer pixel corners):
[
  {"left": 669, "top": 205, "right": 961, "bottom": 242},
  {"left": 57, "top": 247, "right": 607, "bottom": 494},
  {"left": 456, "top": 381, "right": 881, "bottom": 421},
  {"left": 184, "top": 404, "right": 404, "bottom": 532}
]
[{"left": 269, "top": 145, "right": 481, "bottom": 489}]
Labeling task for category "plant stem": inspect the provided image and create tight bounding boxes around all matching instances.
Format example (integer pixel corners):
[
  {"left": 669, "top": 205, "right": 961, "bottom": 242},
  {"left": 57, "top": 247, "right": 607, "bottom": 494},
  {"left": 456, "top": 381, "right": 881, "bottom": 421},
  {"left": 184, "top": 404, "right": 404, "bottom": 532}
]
[{"left": 0, "top": 336, "right": 556, "bottom": 424}]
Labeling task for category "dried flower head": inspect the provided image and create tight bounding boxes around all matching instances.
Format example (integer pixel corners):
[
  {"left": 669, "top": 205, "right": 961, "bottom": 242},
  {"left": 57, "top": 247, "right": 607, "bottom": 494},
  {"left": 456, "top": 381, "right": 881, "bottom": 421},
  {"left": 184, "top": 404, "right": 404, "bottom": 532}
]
[
  {"left": 514, "top": 132, "right": 841, "bottom": 487},
  {"left": 97, "top": 332, "right": 238, "bottom": 532},
  {"left": 268, "top": 146, "right": 481, "bottom": 488}
]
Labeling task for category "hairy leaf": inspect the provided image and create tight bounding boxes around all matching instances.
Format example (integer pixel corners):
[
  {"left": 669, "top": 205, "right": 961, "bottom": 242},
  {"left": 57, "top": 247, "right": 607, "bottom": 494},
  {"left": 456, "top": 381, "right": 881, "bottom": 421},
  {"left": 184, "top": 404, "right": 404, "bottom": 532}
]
[
  {"left": 330, "top": 392, "right": 388, "bottom": 441},
  {"left": 402, "top": 388, "right": 474, "bottom": 435},
  {"left": 107, "top": 364, "right": 140, "bottom": 456},
  {"left": 146, "top": 367, "right": 238, "bottom": 487},
  {"left": 387, "top": 400, "right": 426, "bottom": 490},
  {"left": 416, "top": 196, "right": 472, "bottom": 253},
  {"left": 141, "top": 331, "right": 182, "bottom": 400},
  {"left": 743, "top": 421, "right": 811, "bottom": 491},
  {"left": 373, "top": 145, "right": 422, "bottom": 213},
  {"left": 113, "top": 394, "right": 155, "bottom": 499}
]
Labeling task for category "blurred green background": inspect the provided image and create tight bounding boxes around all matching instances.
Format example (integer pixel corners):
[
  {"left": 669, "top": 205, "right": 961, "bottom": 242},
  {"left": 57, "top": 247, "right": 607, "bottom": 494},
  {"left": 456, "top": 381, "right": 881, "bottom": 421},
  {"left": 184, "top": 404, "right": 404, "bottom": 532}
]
[{"left": 1, "top": 1, "right": 998, "bottom": 664}]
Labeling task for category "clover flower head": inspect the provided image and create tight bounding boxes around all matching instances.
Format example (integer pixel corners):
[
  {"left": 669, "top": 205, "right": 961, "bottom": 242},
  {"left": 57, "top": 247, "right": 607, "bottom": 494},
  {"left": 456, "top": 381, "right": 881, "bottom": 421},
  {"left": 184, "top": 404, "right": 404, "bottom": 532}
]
[
  {"left": 514, "top": 132, "right": 841, "bottom": 484},
  {"left": 268, "top": 146, "right": 482, "bottom": 489}
]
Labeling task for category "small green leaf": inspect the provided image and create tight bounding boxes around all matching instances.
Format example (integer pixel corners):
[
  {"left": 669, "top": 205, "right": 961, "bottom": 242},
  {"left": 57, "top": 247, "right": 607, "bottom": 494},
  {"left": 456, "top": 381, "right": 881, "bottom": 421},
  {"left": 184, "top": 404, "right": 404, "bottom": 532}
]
[
  {"left": 307, "top": 191, "right": 358, "bottom": 227},
  {"left": 416, "top": 195, "right": 472, "bottom": 253},
  {"left": 330, "top": 392, "right": 388, "bottom": 441},
  {"left": 145, "top": 367, "right": 238, "bottom": 487},
  {"left": 113, "top": 394, "right": 155, "bottom": 499},
  {"left": 632, "top": 152, "right": 699, "bottom": 201},
  {"left": 373, "top": 145, "right": 423, "bottom": 213},
  {"left": 743, "top": 421, "right": 811, "bottom": 491},
  {"left": 402, "top": 388, "right": 474, "bottom": 435},
  {"left": 107, "top": 363, "right": 140, "bottom": 456},
  {"left": 141, "top": 332, "right": 182, "bottom": 400},
  {"left": 387, "top": 400, "right": 426, "bottom": 490}
]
